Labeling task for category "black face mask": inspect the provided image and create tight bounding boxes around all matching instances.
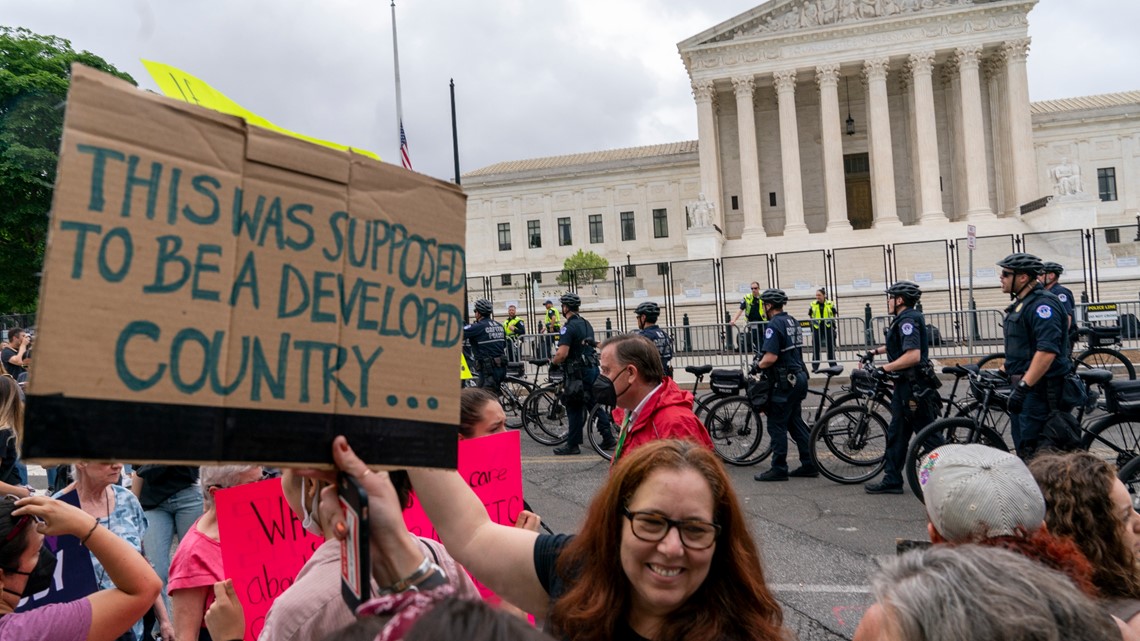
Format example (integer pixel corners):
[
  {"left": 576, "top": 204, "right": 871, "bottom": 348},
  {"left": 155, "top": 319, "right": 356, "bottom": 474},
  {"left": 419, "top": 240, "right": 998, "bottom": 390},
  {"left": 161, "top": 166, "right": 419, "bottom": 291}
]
[
  {"left": 592, "top": 370, "right": 630, "bottom": 407},
  {"left": 4, "top": 545, "right": 57, "bottom": 598}
]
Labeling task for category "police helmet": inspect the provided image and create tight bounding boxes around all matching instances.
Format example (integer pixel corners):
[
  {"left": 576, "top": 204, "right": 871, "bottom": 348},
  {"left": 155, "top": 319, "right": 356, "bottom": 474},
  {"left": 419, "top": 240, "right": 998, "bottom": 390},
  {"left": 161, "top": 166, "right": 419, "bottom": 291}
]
[
  {"left": 560, "top": 293, "right": 581, "bottom": 310},
  {"left": 886, "top": 280, "right": 922, "bottom": 305},
  {"left": 473, "top": 299, "right": 493, "bottom": 315},
  {"left": 635, "top": 301, "right": 660, "bottom": 322},
  {"left": 1041, "top": 261, "right": 1064, "bottom": 275},
  {"left": 758, "top": 288, "right": 788, "bottom": 307},
  {"left": 997, "top": 253, "right": 1043, "bottom": 276}
]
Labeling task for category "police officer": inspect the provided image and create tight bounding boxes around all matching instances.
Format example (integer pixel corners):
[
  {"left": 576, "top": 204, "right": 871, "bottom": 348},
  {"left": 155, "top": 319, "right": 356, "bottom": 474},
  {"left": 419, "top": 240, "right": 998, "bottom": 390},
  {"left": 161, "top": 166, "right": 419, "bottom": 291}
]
[
  {"left": 539, "top": 299, "right": 562, "bottom": 359},
  {"left": 503, "top": 304, "right": 526, "bottom": 362},
  {"left": 808, "top": 287, "right": 839, "bottom": 373},
  {"left": 753, "top": 289, "right": 818, "bottom": 482},
  {"left": 865, "top": 281, "right": 938, "bottom": 495},
  {"left": 635, "top": 301, "right": 674, "bottom": 377},
  {"left": 463, "top": 299, "right": 508, "bottom": 394},
  {"left": 551, "top": 293, "right": 601, "bottom": 456},
  {"left": 1039, "top": 261, "right": 1076, "bottom": 351},
  {"left": 731, "top": 281, "right": 767, "bottom": 353},
  {"left": 999, "top": 253, "right": 1073, "bottom": 458}
]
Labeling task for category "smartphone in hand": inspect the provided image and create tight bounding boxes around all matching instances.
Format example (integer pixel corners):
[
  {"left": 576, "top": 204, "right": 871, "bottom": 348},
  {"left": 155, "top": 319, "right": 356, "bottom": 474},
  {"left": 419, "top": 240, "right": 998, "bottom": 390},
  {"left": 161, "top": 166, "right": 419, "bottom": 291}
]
[{"left": 338, "top": 472, "right": 370, "bottom": 610}]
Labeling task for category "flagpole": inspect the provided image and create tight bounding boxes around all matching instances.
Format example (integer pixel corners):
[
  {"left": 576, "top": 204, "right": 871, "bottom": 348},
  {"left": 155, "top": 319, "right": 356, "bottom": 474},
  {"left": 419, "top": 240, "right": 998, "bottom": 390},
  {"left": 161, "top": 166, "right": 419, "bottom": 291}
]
[
  {"left": 391, "top": 0, "right": 411, "bottom": 169},
  {"left": 450, "top": 78, "right": 460, "bottom": 184}
]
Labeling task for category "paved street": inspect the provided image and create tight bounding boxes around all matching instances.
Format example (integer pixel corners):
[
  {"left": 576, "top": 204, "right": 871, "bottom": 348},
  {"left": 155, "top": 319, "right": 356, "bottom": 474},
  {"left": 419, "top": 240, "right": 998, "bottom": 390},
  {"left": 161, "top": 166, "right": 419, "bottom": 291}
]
[{"left": 518, "top": 433, "right": 930, "bottom": 641}]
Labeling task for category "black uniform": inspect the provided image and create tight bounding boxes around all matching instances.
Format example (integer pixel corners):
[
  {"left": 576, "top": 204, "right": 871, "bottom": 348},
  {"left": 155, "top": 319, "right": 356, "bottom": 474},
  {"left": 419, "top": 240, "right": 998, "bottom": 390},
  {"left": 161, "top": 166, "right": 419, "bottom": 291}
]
[
  {"left": 559, "top": 314, "right": 600, "bottom": 448},
  {"left": 464, "top": 317, "right": 508, "bottom": 393},
  {"left": 639, "top": 325, "right": 674, "bottom": 377},
  {"left": 1004, "top": 285, "right": 1072, "bottom": 456},
  {"left": 880, "top": 307, "right": 936, "bottom": 488},
  {"left": 758, "top": 311, "right": 812, "bottom": 474},
  {"left": 1046, "top": 282, "right": 1077, "bottom": 348}
]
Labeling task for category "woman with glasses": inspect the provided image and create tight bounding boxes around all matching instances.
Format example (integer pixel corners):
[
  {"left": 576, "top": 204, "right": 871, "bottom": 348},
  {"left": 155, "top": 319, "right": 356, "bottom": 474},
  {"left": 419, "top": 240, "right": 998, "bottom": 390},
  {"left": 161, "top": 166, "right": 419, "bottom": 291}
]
[
  {"left": 334, "top": 437, "right": 785, "bottom": 640},
  {"left": 169, "top": 465, "right": 262, "bottom": 641},
  {"left": 0, "top": 495, "right": 161, "bottom": 640},
  {"left": 53, "top": 461, "right": 171, "bottom": 640}
]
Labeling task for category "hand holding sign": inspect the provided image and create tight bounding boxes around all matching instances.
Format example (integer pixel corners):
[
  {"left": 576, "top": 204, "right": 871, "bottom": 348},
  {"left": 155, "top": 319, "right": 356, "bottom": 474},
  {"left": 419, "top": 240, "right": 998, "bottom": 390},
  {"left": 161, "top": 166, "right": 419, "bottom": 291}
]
[{"left": 205, "top": 580, "right": 246, "bottom": 641}]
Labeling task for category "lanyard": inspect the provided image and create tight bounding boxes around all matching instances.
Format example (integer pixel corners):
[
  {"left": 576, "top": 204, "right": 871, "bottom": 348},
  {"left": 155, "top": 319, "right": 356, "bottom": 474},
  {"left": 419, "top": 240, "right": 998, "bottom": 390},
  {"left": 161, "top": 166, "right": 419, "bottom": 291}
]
[{"left": 609, "top": 412, "right": 635, "bottom": 466}]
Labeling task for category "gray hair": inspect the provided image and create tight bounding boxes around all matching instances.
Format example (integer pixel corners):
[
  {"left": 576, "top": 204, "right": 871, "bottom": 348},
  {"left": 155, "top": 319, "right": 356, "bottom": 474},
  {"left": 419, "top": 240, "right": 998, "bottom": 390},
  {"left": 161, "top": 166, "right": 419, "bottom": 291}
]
[
  {"left": 200, "top": 465, "right": 260, "bottom": 506},
  {"left": 872, "top": 545, "right": 1118, "bottom": 641}
]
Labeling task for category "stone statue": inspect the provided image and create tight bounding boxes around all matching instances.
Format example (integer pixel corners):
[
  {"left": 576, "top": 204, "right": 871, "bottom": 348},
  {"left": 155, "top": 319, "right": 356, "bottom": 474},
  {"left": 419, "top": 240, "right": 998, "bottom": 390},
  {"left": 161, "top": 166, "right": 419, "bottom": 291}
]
[
  {"left": 690, "top": 193, "right": 715, "bottom": 229},
  {"left": 1051, "top": 157, "right": 1083, "bottom": 196}
]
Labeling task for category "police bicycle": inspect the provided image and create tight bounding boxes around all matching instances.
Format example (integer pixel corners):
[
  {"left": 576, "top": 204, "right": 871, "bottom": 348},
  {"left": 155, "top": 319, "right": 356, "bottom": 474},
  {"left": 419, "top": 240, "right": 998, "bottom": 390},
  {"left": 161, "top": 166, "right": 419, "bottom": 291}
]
[
  {"left": 904, "top": 366, "right": 1118, "bottom": 501},
  {"left": 520, "top": 360, "right": 571, "bottom": 446}
]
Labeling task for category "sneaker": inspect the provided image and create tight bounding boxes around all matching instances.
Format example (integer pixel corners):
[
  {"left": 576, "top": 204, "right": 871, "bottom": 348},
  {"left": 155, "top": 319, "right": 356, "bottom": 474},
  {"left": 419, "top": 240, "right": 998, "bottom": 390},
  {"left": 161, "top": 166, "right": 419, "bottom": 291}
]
[
  {"left": 599, "top": 439, "right": 618, "bottom": 450},
  {"left": 754, "top": 469, "right": 789, "bottom": 482},
  {"left": 788, "top": 465, "right": 820, "bottom": 478},
  {"left": 553, "top": 445, "right": 581, "bottom": 456},
  {"left": 864, "top": 481, "right": 904, "bottom": 495}
]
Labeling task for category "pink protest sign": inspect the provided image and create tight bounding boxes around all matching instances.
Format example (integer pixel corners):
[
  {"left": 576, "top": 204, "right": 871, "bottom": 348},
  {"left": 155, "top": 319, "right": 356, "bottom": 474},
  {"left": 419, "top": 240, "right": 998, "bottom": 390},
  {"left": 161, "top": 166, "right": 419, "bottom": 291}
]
[
  {"left": 216, "top": 478, "right": 324, "bottom": 641},
  {"left": 403, "top": 429, "right": 524, "bottom": 600}
]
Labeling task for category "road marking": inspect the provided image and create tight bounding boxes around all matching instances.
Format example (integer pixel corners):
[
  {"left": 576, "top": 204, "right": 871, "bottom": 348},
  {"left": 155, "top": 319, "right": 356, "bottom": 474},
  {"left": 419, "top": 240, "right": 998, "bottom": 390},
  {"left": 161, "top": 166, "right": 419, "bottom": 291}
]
[
  {"left": 771, "top": 584, "right": 871, "bottom": 594},
  {"left": 522, "top": 456, "right": 608, "bottom": 464}
]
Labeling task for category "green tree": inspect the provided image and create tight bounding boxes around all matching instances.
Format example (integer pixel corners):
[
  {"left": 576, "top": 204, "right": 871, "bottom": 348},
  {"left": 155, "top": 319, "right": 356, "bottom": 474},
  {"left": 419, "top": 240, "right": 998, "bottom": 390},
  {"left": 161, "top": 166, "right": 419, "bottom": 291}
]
[
  {"left": 557, "top": 249, "right": 609, "bottom": 285},
  {"left": 0, "top": 27, "right": 134, "bottom": 312}
]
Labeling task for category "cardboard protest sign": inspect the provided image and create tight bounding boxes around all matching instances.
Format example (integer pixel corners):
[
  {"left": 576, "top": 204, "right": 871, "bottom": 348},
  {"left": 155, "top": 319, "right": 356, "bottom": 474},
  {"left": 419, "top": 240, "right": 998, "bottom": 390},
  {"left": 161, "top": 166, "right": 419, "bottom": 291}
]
[
  {"left": 403, "top": 429, "right": 524, "bottom": 601},
  {"left": 25, "top": 65, "right": 465, "bottom": 467},
  {"left": 215, "top": 478, "right": 325, "bottom": 641}
]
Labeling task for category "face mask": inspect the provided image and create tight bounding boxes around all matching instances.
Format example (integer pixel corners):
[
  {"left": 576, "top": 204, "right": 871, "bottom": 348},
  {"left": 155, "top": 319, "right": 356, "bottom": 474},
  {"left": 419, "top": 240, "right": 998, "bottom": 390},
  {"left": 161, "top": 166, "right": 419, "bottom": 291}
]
[
  {"left": 593, "top": 369, "right": 630, "bottom": 407},
  {"left": 4, "top": 545, "right": 57, "bottom": 598},
  {"left": 299, "top": 477, "right": 322, "bottom": 537}
]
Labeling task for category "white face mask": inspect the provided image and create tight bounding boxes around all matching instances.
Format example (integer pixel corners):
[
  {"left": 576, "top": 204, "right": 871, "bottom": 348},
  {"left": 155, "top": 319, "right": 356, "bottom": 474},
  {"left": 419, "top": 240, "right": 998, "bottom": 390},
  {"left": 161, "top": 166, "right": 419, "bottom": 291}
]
[{"left": 299, "top": 477, "right": 323, "bottom": 537}]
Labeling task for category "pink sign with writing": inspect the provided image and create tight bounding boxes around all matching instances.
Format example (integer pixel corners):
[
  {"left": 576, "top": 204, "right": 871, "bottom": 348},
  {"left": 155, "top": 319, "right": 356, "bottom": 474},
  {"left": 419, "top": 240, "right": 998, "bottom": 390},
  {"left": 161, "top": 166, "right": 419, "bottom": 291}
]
[
  {"left": 216, "top": 478, "right": 324, "bottom": 641},
  {"left": 403, "top": 429, "right": 524, "bottom": 600}
]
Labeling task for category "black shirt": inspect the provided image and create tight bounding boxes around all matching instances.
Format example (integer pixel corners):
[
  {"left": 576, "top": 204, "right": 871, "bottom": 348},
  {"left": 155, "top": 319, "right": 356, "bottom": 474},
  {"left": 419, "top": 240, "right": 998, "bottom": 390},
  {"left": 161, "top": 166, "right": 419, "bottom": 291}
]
[
  {"left": 1, "top": 347, "right": 25, "bottom": 379},
  {"left": 1003, "top": 285, "right": 1070, "bottom": 378},
  {"left": 760, "top": 311, "right": 806, "bottom": 369},
  {"left": 886, "top": 307, "right": 928, "bottom": 367},
  {"left": 558, "top": 314, "right": 597, "bottom": 367},
  {"left": 136, "top": 465, "right": 199, "bottom": 510},
  {"left": 463, "top": 317, "right": 507, "bottom": 361}
]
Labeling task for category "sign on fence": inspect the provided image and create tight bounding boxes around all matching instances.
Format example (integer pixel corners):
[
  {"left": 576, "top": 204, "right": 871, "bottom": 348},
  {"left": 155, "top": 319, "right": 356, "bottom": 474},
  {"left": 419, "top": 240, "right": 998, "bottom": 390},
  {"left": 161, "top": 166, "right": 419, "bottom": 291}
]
[
  {"left": 24, "top": 66, "right": 466, "bottom": 467},
  {"left": 1086, "top": 303, "right": 1120, "bottom": 322}
]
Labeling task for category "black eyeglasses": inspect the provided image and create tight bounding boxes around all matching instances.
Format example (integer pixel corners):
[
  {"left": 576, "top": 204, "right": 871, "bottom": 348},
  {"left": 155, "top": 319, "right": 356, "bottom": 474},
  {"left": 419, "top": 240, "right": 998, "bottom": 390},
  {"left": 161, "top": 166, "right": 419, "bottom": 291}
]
[
  {"left": 1000, "top": 270, "right": 1015, "bottom": 279},
  {"left": 622, "top": 508, "right": 720, "bottom": 550}
]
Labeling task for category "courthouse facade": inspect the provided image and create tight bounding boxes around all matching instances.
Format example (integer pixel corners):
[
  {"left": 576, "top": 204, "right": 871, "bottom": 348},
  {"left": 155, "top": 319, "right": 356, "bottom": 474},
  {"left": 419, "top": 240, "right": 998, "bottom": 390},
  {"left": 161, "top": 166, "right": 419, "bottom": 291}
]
[{"left": 464, "top": 0, "right": 1140, "bottom": 320}]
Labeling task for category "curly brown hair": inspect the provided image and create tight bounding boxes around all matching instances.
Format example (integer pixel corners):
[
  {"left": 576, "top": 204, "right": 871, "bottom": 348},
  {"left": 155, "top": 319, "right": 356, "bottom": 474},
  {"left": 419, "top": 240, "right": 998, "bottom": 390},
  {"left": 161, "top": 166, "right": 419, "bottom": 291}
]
[
  {"left": 1029, "top": 451, "right": 1140, "bottom": 599},
  {"left": 549, "top": 439, "right": 786, "bottom": 641}
]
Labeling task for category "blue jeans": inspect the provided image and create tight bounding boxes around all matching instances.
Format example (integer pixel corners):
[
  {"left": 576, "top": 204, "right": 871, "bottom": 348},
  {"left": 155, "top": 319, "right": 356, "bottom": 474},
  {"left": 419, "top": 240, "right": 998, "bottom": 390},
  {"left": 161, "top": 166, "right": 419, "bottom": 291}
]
[{"left": 143, "top": 485, "right": 203, "bottom": 612}]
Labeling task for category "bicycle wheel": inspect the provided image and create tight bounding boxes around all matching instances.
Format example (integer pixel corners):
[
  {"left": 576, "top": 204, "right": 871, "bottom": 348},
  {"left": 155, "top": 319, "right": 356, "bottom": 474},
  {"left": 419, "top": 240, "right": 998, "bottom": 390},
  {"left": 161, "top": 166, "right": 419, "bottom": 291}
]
[
  {"left": 586, "top": 404, "right": 617, "bottom": 461},
  {"left": 1081, "top": 413, "right": 1140, "bottom": 470},
  {"left": 824, "top": 391, "right": 892, "bottom": 424},
  {"left": 703, "top": 396, "right": 764, "bottom": 465},
  {"left": 905, "top": 417, "right": 1009, "bottom": 502},
  {"left": 1076, "top": 347, "right": 1136, "bottom": 381},
  {"left": 954, "top": 400, "right": 1014, "bottom": 450},
  {"left": 1118, "top": 455, "right": 1140, "bottom": 510},
  {"left": 809, "top": 404, "right": 888, "bottom": 484},
  {"left": 976, "top": 352, "right": 1006, "bottom": 371},
  {"left": 521, "top": 386, "right": 568, "bottom": 446},
  {"left": 501, "top": 377, "right": 534, "bottom": 430},
  {"left": 693, "top": 391, "right": 727, "bottom": 423}
]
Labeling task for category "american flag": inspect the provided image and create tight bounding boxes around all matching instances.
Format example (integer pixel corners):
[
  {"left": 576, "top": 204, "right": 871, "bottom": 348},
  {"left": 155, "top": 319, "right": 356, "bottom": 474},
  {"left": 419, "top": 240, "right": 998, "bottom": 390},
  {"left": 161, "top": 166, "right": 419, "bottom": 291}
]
[{"left": 399, "top": 121, "right": 412, "bottom": 170}]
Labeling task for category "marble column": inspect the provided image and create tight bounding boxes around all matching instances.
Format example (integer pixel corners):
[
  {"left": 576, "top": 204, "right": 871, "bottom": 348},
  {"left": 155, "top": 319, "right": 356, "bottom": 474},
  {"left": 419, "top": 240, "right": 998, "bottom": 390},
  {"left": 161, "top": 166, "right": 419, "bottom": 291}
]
[
  {"left": 773, "top": 69, "right": 808, "bottom": 235},
  {"left": 733, "top": 75, "right": 765, "bottom": 239},
  {"left": 984, "top": 53, "right": 1015, "bottom": 216},
  {"left": 908, "top": 51, "right": 946, "bottom": 223},
  {"left": 863, "top": 57, "right": 901, "bottom": 228},
  {"left": 955, "top": 45, "right": 994, "bottom": 220},
  {"left": 692, "top": 79, "right": 724, "bottom": 229},
  {"left": 816, "top": 64, "right": 852, "bottom": 231},
  {"left": 1003, "top": 38, "right": 1038, "bottom": 208}
]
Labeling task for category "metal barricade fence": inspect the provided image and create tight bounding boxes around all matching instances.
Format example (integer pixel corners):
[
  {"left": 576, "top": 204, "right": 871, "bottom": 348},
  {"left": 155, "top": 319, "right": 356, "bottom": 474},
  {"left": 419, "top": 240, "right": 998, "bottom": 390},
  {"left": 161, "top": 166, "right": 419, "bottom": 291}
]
[{"left": 869, "top": 309, "right": 1006, "bottom": 362}]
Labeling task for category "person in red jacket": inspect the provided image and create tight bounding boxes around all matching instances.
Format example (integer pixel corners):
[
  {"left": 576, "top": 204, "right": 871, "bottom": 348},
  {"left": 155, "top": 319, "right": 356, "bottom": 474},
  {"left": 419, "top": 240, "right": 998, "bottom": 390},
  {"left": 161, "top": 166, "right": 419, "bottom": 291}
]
[{"left": 594, "top": 334, "right": 713, "bottom": 464}]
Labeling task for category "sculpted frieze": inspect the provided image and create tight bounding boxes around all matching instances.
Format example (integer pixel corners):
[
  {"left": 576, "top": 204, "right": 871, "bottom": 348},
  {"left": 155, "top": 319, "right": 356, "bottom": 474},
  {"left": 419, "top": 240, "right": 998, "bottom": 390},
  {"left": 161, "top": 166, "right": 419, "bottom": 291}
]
[{"left": 711, "top": 0, "right": 973, "bottom": 42}]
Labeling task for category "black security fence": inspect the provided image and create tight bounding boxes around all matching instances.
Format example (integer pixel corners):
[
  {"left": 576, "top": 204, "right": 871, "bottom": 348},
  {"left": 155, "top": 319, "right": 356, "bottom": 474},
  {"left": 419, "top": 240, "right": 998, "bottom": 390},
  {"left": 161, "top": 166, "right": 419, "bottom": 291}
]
[{"left": 464, "top": 226, "right": 1140, "bottom": 340}]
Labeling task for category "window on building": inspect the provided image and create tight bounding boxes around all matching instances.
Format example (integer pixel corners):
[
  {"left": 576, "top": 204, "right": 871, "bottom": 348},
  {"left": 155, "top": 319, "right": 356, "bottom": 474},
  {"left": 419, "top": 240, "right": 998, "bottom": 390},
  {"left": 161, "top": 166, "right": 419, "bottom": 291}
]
[
  {"left": 731, "top": 196, "right": 739, "bottom": 210},
  {"left": 527, "top": 220, "right": 542, "bottom": 248},
  {"left": 497, "top": 223, "right": 511, "bottom": 251},
  {"left": 500, "top": 274, "right": 512, "bottom": 286},
  {"left": 558, "top": 217, "right": 572, "bottom": 246},
  {"left": 589, "top": 214, "right": 604, "bottom": 243},
  {"left": 653, "top": 208, "right": 669, "bottom": 238},
  {"left": 1106, "top": 228, "right": 1121, "bottom": 244},
  {"left": 1099, "top": 167, "right": 1118, "bottom": 202},
  {"left": 620, "top": 211, "right": 636, "bottom": 241}
]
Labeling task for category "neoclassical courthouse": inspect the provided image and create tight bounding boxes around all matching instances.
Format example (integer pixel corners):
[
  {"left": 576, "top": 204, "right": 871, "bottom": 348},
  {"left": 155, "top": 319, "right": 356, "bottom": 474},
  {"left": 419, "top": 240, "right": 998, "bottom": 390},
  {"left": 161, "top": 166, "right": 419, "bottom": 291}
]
[{"left": 463, "top": 0, "right": 1140, "bottom": 323}]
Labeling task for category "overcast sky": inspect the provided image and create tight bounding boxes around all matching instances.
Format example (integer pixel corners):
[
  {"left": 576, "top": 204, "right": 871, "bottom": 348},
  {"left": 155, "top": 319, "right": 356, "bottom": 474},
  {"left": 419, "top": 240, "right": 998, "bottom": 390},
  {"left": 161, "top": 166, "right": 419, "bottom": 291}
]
[{"left": 4, "top": 0, "right": 1138, "bottom": 183}]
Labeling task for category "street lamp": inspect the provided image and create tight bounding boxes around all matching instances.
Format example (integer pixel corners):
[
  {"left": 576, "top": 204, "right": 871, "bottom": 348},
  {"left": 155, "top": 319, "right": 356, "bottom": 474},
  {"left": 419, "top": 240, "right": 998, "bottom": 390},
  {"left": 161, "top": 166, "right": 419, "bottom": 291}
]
[{"left": 845, "top": 76, "right": 856, "bottom": 136}]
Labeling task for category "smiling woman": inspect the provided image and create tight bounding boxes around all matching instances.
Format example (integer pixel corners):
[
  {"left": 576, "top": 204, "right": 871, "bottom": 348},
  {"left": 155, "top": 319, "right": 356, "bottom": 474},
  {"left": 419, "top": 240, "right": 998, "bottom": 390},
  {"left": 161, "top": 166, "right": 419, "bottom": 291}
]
[{"left": 405, "top": 439, "right": 786, "bottom": 641}]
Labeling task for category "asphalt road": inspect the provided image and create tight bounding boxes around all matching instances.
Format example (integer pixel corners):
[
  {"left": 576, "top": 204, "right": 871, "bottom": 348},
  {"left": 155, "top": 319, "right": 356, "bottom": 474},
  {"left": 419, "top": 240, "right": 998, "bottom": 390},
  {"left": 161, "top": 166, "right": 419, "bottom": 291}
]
[{"left": 517, "top": 433, "right": 931, "bottom": 641}]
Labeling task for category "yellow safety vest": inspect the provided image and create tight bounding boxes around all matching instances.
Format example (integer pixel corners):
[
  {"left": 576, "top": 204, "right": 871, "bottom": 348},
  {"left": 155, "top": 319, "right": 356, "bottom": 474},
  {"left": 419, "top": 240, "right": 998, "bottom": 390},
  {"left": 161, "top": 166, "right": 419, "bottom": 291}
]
[
  {"left": 545, "top": 308, "right": 562, "bottom": 331},
  {"left": 810, "top": 300, "right": 837, "bottom": 329},
  {"left": 742, "top": 294, "right": 766, "bottom": 322},
  {"left": 505, "top": 317, "right": 524, "bottom": 336}
]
